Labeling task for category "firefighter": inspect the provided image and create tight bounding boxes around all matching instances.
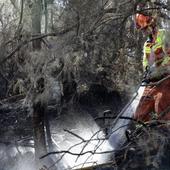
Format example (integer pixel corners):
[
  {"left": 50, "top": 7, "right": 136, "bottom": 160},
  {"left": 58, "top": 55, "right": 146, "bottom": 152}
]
[{"left": 134, "top": 11, "right": 170, "bottom": 122}]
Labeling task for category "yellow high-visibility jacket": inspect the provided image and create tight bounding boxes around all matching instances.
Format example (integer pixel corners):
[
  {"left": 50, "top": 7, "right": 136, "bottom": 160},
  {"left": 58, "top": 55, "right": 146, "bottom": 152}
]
[{"left": 143, "top": 29, "right": 170, "bottom": 71}]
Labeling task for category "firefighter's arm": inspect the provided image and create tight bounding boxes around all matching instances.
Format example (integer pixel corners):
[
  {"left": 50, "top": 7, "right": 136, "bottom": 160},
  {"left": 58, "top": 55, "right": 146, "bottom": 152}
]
[
  {"left": 162, "top": 30, "right": 170, "bottom": 56},
  {"left": 164, "top": 47, "right": 170, "bottom": 55},
  {"left": 142, "top": 44, "right": 150, "bottom": 83},
  {"left": 143, "top": 53, "right": 149, "bottom": 71},
  {"left": 142, "top": 66, "right": 150, "bottom": 84}
]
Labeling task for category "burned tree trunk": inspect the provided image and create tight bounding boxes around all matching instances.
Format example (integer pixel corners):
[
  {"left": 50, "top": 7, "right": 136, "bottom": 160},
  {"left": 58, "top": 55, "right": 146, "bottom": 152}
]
[
  {"left": 33, "top": 100, "right": 47, "bottom": 157},
  {"left": 31, "top": 0, "right": 48, "bottom": 166},
  {"left": 44, "top": 110, "right": 53, "bottom": 152},
  {"left": 31, "top": 0, "right": 42, "bottom": 49},
  {"left": 32, "top": 77, "right": 47, "bottom": 168}
]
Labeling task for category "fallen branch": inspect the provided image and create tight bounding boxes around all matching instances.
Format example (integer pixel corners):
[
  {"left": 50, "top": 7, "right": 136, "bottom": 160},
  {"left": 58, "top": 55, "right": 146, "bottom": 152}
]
[
  {"left": 64, "top": 129, "right": 85, "bottom": 142},
  {"left": 40, "top": 149, "right": 115, "bottom": 159},
  {"left": 95, "top": 115, "right": 146, "bottom": 127}
]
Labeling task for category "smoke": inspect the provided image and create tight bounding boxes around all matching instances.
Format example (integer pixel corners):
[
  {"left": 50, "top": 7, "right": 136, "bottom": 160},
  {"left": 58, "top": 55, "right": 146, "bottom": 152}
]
[
  {"left": 51, "top": 110, "right": 113, "bottom": 169},
  {"left": 0, "top": 107, "right": 114, "bottom": 170},
  {"left": 0, "top": 144, "right": 35, "bottom": 170},
  {"left": 109, "top": 86, "right": 145, "bottom": 149}
]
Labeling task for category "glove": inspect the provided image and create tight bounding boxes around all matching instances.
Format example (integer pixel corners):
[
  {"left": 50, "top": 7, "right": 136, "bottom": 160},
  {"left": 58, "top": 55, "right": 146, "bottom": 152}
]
[
  {"left": 142, "top": 66, "right": 150, "bottom": 85},
  {"left": 142, "top": 78, "right": 150, "bottom": 85}
]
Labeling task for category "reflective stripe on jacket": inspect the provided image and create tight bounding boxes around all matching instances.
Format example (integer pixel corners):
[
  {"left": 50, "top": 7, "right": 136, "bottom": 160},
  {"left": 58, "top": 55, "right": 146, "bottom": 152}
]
[{"left": 143, "top": 29, "right": 170, "bottom": 70}]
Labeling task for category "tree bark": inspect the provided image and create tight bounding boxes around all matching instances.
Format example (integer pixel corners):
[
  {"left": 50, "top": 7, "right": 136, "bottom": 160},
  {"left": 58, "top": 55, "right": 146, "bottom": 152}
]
[
  {"left": 33, "top": 101, "right": 47, "bottom": 157},
  {"left": 17, "top": 0, "right": 24, "bottom": 34},
  {"left": 44, "top": 0, "right": 48, "bottom": 34},
  {"left": 44, "top": 111, "right": 53, "bottom": 151},
  {"left": 31, "top": 0, "right": 42, "bottom": 49},
  {"left": 32, "top": 77, "right": 47, "bottom": 168},
  {"left": 31, "top": 0, "right": 46, "bottom": 164}
]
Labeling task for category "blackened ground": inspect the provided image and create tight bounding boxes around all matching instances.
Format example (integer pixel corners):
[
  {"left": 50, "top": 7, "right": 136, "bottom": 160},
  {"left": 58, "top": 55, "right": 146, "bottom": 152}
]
[
  {"left": 79, "top": 84, "right": 121, "bottom": 107},
  {"left": 77, "top": 84, "right": 123, "bottom": 128}
]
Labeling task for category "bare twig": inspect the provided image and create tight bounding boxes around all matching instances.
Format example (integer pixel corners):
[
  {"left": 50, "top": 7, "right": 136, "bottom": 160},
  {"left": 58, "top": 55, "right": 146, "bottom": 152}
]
[
  {"left": 64, "top": 129, "right": 85, "bottom": 142},
  {"left": 81, "top": 139, "right": 105, "bottom": 168},
  {"left": 40, "top": 149, "right": 115, "bottom": 159},
  {"left": 95, "top": 115, "right": 146, "bottom": 126},
  {"left": 75, "top": 129, "right": 103, "bottom": 162}
]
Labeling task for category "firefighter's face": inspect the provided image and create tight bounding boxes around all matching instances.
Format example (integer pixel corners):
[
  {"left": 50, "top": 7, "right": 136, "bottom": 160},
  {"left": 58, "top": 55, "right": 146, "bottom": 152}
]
[{"left": 142, "top": 25, "right": 154, "bottom": 36}]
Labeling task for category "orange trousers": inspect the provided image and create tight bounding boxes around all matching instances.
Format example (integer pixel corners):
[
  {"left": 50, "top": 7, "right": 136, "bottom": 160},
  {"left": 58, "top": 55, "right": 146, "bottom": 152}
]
[{"left": 134, "top": 78, "right": 170, "bottom": 122}]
